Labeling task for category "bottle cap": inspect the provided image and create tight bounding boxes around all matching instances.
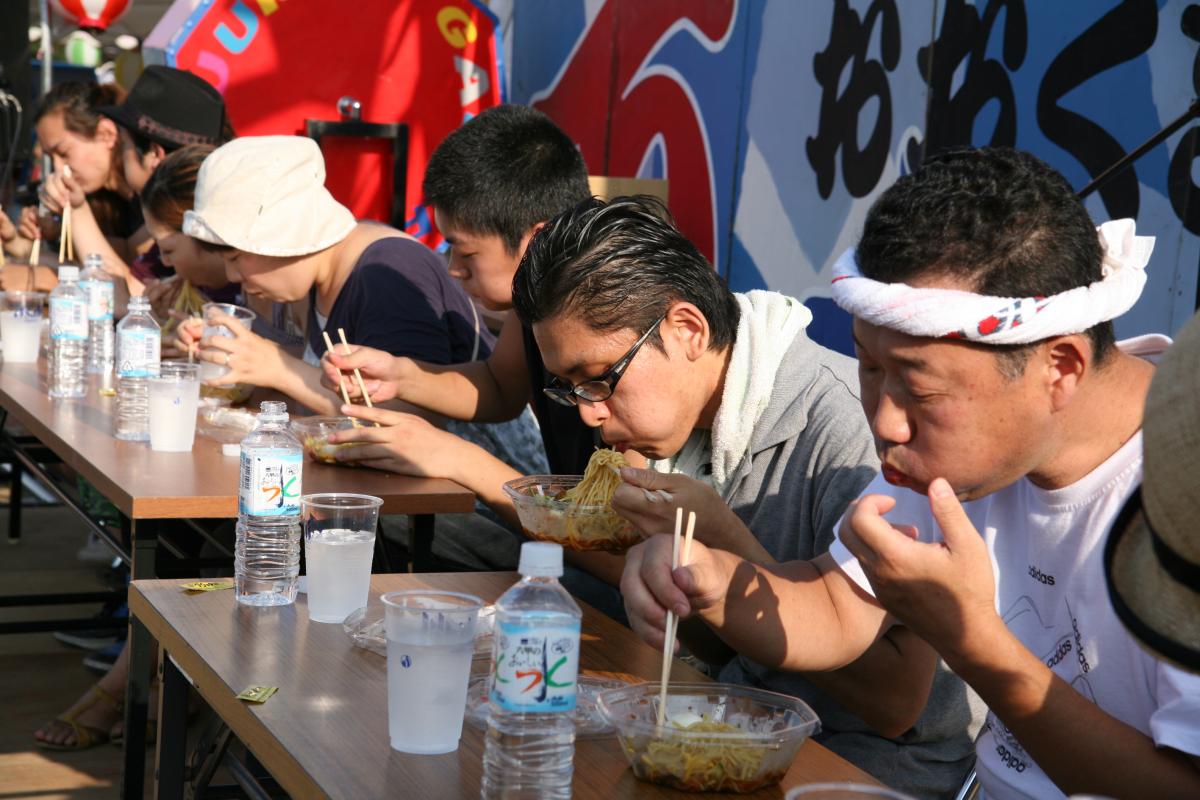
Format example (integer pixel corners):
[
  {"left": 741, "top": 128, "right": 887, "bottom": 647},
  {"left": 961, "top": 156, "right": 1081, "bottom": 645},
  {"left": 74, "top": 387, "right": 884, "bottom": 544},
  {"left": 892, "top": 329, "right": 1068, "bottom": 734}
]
[
  {"left": 222, "top": 443, "right": 240, "bottom": 457},
  {"left": 84, "top": 253, "right": 103, "bottom": 269},
  {"left": 258, "top": 400, "right": 288, "bottom": 421},
  {"left": 58, "top": 266, "right": 79, "bottom": 281},
  {"left": 518, "top": 542, "right": 563, "bottom": 578}
]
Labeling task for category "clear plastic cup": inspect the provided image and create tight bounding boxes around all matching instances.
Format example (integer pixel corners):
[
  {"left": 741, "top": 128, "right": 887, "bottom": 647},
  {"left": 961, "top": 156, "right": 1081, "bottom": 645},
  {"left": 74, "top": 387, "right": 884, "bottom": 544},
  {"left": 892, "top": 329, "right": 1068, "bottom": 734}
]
[
  {"left": 1, "top": 291, "right": 47, "bottom": 363},
  {"left": 786, "top": 784, "right": 917, "bottom": 799},
  {"left": 148, "top": 361, "right": 201, "bottom": 452},
  {"left": 382, "top": 590, "right": 482, "bottom": 754},
  {"left": 301, "top": 493, "right": 382, "bottom": 623},
  {"left": 199, "top": 302, "right": 256, "bottom": 383}
]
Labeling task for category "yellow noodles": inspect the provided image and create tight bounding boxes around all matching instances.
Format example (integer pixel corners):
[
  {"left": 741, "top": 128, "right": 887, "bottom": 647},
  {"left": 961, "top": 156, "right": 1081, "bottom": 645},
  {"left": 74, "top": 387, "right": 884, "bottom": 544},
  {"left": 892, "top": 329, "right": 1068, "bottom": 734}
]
[
  {"left": 520, "top": 450, "right": 640, "bottom": 550},
  {"left": 637, "top": 720, "right": 774, "bottom": 793},
  {"left": 562, "top": 448, "right": 627, "bottom": 505}
]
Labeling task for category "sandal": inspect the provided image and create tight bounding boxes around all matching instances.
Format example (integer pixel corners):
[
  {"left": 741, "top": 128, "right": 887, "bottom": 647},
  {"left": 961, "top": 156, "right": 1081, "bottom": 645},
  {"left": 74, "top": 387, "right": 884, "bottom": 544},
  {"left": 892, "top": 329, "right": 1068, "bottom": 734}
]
[{"left": 34, "top": 684, "right": 123, "bottom": 751}]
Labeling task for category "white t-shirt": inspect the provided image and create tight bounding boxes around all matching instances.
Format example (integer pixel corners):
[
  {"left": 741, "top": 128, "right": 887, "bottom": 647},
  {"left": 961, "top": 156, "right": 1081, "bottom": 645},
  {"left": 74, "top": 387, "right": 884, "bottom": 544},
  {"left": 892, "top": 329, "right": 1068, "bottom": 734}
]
[{"left": 829, "top": 335, "right": 1200, "bottom": 800}]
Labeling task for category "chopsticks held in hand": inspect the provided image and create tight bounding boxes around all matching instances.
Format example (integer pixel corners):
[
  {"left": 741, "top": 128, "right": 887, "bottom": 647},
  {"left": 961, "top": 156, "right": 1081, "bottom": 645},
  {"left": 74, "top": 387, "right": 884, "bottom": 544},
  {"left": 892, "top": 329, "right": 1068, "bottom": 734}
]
[
  {"left": 57, "top": 165, "right": 74, "bottom": 264},
  {"left": 656, "top": 508, "right": 696, "bottom": 728},
  {"left": 322, "top": 329, "right": 362, "bottom": 428},
  {"left": 337, "top": 327, "right": 374, "bottom": 411}
]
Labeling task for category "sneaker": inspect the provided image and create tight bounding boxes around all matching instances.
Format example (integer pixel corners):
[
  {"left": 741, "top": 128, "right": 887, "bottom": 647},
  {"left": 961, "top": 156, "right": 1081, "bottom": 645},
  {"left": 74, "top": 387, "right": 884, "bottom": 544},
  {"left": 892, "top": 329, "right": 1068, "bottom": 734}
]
[
  {"left": 53, "top": 602, "right": 128, "bottom": 651},
  {"left": 82, "top": 649, "right": 118, "bottom": 675},
  {"left": 53, "top": 628, "right": 122, "bottom": 651}
]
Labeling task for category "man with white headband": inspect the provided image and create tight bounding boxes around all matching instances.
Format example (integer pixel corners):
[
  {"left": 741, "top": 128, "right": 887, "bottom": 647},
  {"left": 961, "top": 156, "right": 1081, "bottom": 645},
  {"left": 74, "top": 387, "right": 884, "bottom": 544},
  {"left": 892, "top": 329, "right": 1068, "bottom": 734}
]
[{"left": 621, "top": 148, "right": 1200, "bottom": 799}]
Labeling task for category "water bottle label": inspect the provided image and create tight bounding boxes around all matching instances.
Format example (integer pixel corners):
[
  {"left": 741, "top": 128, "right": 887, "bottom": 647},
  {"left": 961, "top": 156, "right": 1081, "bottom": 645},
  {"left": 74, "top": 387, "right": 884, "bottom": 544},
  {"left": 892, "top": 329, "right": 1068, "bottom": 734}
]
[
  {"left": 49, "top": 297, "right": 88, "bottom": 341},
  {"left": 239, "top": 449, "right": 303, "bottom": 516},
  {"left": 81, "top": 279, "right": 114, "bottom": 321},
  {"left": 117, "top": 329, "right": 161, "bottom": 377},
  {"left": 490, "top": 620, "right": 580, "bottom": 712}
]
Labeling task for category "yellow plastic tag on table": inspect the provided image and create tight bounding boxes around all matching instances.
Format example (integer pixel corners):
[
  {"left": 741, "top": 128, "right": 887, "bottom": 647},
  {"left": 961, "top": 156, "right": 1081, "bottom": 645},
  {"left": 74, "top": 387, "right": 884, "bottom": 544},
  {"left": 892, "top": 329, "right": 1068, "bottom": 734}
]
[
  {"left": 237, "top": 685, "right": 278, "bottom": 704},
  {"left": 181, "top": 581, "right": 234, "bottom": 593}
]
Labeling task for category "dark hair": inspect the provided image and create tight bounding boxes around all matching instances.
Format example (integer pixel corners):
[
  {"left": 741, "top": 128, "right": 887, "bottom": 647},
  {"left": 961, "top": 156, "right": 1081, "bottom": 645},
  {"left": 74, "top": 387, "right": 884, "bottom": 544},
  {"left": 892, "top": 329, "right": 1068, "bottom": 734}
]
[
  {"left": 511, "top": 195, "right": 740, "bottom": 351},
  {"left": 422, "top": 104, "right": 591, "bottom": 252},
  {"left": 857, "top": 147, "right": 1114, "bottom": 375},
  {"left": 35, "top": 81, "right": 122, "bottom": 137},
  {"left": 141, "top": 144, "right": 215, "bottom": 230}
]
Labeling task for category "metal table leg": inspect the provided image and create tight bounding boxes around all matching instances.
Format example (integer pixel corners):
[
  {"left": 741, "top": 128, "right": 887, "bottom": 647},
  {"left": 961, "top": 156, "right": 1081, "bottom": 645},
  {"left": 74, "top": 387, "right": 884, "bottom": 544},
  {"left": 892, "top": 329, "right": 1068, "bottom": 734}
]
[
  {"left": 411, "top": 514, "right": 434, "bottom": 573},
  {"left": 122, "top": 518, "right": 160, "bottom": 800},
  {"left": 7, "top": 457, "right": 22, "bottom": 544},
  {"left": 154, "top": 650, "right": 188, "bottom": 800}
]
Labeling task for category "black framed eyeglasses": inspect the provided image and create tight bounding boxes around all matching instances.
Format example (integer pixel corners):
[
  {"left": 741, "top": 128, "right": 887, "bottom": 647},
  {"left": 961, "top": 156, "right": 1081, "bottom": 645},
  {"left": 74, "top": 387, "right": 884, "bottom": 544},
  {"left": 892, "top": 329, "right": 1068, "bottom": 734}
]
[{"left": 543, "top": 314, "right": 667, "bottom": 407}]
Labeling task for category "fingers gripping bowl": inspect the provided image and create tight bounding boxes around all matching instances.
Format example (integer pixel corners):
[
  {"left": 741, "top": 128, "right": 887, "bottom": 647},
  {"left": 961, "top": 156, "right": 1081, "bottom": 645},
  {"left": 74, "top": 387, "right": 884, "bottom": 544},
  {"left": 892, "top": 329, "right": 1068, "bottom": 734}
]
[
  {"left": 597, "top": 682, "right": 820, "bottom": 793},
  {"left": 290, "top": 416, "right": 362, "bottom": 464}
]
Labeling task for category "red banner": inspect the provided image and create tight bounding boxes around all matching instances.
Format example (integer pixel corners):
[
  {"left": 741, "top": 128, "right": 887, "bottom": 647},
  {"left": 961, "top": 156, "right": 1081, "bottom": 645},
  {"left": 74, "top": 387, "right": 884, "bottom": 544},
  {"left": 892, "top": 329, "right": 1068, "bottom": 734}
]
[{"left": 162, "top": 0, "right": 504, "bottom": 250}]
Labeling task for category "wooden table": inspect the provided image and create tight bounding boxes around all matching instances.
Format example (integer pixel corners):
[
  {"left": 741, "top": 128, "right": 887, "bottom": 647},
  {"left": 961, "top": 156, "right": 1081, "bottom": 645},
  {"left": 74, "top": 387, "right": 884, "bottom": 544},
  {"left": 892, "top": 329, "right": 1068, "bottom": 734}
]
[
  {"left": 0, "top": 361, "right": 476, "bottom": 799},
  {"left": 131, "top": 572, "right": 883, "bottom": 800}
]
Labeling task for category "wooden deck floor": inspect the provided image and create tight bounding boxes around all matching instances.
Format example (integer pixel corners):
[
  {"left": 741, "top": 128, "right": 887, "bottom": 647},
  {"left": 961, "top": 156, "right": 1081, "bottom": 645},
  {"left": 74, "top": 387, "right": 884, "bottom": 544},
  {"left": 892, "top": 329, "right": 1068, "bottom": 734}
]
[{"left": 0, "top": 506, "right": 144, "bottom": 799}]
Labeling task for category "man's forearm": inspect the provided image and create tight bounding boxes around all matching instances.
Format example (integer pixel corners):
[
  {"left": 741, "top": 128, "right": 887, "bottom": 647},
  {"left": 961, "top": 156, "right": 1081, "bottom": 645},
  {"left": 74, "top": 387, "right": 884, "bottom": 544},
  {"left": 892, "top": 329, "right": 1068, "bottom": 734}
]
[
  {"left": 699, "top": 554, "right": 886, "bottom": 672},
  {"left": 802, "top": 626, "right": 937, "bottom": 738},
  {"left": 399, "top": 359, "right": 525, "bottom": 423},
  {"left": 948, "top": 616, "right": 1200, "bottom": 799},
  {"left": 272, "top": 357, "right": 336, "bottom": 415},
  {"left": 442, "top": 440, "right": 524, "bottom": 530}
]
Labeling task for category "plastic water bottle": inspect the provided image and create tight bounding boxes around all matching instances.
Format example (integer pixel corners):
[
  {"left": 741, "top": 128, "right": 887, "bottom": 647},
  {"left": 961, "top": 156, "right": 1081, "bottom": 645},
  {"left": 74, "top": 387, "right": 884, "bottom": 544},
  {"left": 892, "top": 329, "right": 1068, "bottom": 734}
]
[
  {"left": 482, "top": 542, "right": 581, "bottom": 799},
  {"left": 80, "top": 253, "right": 114, "bottom": 374},
  {"left": 48, "top": 266, "right": 88, "bottom": 399},
  {"left": 114, "top": 295, "right": 161, "bottom": 441},
  {"left": 235, "top": 401, "right": 303, "bottom": 606}
]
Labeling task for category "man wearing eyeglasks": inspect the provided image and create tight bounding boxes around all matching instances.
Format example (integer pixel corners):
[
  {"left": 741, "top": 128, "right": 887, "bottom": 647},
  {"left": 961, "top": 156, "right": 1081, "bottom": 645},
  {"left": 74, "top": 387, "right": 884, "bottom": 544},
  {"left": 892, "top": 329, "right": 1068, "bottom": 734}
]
[{"left": 511, "top": 195, "right": 982, "bottom": 798}]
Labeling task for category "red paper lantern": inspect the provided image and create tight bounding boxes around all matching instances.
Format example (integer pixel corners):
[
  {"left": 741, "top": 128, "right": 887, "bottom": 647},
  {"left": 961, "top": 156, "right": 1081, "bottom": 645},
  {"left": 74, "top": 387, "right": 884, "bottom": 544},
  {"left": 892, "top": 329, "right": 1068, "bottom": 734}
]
[{"left": 52, "top": 0, "right": 132, "bottom": 33}]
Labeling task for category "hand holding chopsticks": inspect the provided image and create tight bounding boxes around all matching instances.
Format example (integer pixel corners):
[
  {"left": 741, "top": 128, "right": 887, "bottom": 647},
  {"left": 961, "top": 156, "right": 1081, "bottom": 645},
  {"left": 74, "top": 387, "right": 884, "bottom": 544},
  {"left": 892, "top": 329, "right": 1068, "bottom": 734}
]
[
  {"left": 656, "top": 507, "right": 697, "bottom": 728},
  {"left": 337, "top": 328, "right": 374, "bottom": 410},
  {"left": 321, "top": 329, "right": 361, "bottom": 427}
]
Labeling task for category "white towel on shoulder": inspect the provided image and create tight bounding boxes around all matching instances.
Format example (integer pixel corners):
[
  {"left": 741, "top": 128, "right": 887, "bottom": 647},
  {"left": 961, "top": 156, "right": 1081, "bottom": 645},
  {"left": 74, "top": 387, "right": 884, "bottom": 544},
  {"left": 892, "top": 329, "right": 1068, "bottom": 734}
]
[{"left": 651, "top": 290, "right": 811, "bottom": 498}]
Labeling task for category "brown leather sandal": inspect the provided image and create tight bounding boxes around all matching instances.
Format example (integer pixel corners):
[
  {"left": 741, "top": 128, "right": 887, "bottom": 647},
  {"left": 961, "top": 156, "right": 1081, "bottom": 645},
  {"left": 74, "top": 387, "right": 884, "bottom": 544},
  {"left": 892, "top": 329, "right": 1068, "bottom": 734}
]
[{"left": 34, "top": 684, "right": 123, "bottom": 751}]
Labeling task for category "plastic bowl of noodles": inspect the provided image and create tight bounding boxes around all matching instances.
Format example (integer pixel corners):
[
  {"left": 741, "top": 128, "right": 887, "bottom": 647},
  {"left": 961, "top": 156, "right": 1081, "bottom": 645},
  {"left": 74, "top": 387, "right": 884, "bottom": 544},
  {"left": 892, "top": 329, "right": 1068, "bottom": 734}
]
[
  {"left": 290, "top": 416, "right": 362, "bottom": 464},
  {"left": 597, "top": 682, "right": 820, "bottom": 793},
  {"left": 503, "top": 474, "right": 641, "bottom": 552}
]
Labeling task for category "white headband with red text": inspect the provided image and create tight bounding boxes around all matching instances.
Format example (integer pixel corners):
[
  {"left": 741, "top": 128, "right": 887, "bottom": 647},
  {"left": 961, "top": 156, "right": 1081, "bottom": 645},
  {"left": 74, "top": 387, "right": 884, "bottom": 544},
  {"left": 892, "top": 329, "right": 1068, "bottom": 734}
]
[{"left": 830, "top": 219, "right": 1153, "bottom": 345}]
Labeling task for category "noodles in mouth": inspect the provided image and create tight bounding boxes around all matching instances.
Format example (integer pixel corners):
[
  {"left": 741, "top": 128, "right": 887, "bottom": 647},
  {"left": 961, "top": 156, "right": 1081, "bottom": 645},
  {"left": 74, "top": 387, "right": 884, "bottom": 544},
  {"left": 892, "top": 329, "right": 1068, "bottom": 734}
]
[{"left": 562, "top": 448, "right": 627, "bottom": 505}]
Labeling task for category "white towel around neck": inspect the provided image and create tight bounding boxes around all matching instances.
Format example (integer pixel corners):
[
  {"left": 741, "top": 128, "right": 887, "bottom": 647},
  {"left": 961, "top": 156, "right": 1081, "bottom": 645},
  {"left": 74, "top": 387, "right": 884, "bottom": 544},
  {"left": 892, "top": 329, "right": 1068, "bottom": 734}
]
[{"left": 650, "top": 290, "right": 812, "bottom": 498}]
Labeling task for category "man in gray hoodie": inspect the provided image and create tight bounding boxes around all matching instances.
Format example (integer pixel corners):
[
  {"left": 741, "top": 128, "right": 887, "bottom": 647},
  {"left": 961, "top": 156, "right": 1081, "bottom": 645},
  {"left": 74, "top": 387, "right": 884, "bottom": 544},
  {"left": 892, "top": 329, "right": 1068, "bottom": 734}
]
[{"left": 511, "top": 195, "right": 983, "bottom": 797}]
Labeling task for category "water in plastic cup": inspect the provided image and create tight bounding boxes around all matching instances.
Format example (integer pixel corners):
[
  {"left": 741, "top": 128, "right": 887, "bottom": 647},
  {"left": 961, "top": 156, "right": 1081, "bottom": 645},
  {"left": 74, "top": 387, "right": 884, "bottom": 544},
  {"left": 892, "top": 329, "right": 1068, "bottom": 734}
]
[
  {"left": 1, "top": 291, "right": 46, "bottom": 363},
  {"left": 302, "top": 494, "right": 382, "bottom": 623},
  {"left": 382, "top": 590, "right": 482, "bottom": 754},
  {"left": 147, "top": 362, "right": 201, "bottom": 452},
  {"left": 198, "top": 302, "right": 256, "bottom": 383},
  {"left": 786, "top": 784, "right": 917, "bottom": 800}
]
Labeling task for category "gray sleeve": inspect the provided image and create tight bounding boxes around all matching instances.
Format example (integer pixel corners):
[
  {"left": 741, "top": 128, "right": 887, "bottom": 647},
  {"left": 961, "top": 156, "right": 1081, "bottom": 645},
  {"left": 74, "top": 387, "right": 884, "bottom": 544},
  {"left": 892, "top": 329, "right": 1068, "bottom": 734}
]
[{"left": 797, "top": 364, "right": 879, "bottom": 556}]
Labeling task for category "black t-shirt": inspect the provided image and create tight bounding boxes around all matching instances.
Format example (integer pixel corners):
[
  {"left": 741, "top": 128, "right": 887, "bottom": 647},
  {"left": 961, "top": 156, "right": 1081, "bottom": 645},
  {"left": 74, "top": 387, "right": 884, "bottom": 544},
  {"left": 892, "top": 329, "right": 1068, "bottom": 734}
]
[
  {"left": 522, "top": 322, "right": 597, "bottom": 475},
  {"left": 307, "top": 237, "right": 494, "bottom": 365}
]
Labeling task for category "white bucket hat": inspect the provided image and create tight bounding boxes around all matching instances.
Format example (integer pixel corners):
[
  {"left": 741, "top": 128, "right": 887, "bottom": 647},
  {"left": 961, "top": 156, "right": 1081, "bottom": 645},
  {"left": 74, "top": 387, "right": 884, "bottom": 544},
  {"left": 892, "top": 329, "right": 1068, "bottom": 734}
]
[{"left": 182, "top": 135, "right": 356, "bottom": 257}]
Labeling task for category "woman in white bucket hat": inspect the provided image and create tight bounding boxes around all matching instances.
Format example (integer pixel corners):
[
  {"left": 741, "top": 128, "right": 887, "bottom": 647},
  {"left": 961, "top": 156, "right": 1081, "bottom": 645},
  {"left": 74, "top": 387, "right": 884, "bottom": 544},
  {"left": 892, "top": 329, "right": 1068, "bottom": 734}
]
[
  {"left": 178, "top": 136, "right": 547, "bottom": 572},
  {"left": 177, "top": 135, "right": 488, "bottom": 415}
]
